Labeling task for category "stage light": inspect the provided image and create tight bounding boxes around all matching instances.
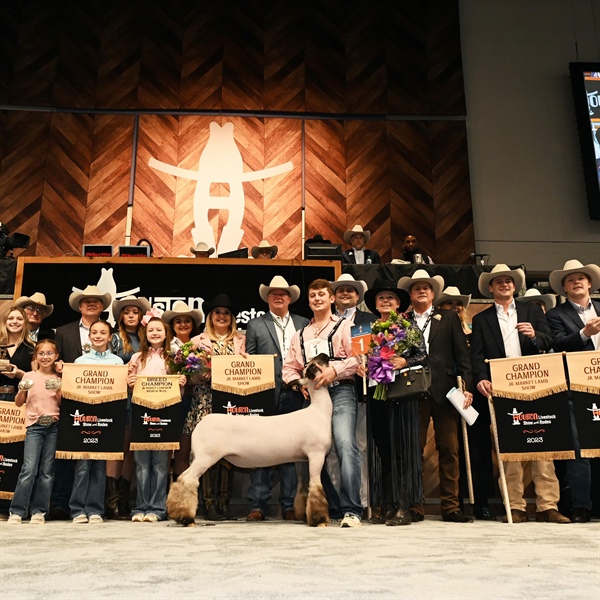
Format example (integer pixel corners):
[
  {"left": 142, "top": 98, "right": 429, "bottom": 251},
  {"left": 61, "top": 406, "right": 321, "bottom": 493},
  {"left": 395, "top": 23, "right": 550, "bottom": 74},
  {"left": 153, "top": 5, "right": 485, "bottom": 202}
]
[{"left": 0, "top": 222, "right": 30, "bottom": 259}]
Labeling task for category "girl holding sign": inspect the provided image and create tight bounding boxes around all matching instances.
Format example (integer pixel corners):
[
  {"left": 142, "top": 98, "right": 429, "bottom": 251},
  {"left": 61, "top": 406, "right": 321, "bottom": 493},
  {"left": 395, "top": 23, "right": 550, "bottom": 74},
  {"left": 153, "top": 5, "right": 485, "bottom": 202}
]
[{"left": 8, "top": 340, "right": 61, "bottom": 524}]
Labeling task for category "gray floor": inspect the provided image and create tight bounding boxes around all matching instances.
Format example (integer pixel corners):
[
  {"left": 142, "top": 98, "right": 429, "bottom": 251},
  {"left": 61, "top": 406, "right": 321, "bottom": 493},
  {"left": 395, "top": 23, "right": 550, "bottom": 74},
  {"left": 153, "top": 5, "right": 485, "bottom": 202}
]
[{"left": 1, "top": 517, "right": 598, "bottom": 600}]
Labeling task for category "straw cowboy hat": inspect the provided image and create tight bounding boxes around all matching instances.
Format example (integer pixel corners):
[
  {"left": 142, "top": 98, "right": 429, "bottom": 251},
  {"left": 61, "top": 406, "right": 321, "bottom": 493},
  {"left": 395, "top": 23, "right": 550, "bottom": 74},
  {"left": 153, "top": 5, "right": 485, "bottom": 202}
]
[
  {"left": 343, "top": 225, "right": 371, "bottom": 245},
  {"left": 162, "top": 300, "right": 204, "bottom": 328},
  {"left": 251, "top": 240, "right": 278, "bottom": 259},
  {"left": 435, "top": 286, "right": 471, "bottom": 309},
  {"left": 364, "top": 282, "right": 410, "bottom": 317},
  {"left": 397, "top": 269, "right": 444, "bottom": 298},
  {"left": 190, "top": 242, "right": 215, "bottom": 256},
  {"left": 259, "top": 276, "right": 300, "bottom": 303},
  {"left": 516, "top": 288, "right": 556, "bottom": 312},
  {"left": 548, "top": 259, "right": 600, "bottom": 296},
  {"left": 68, "top": 285, "right": 112, "bottom": 312},
  {"left": 14, "top": 292, "right": 54, "bottom": 317},
  {"left": 477, "top": 264, "right": 525, "bottom": 298},
  {"left": 202, "top": 293, "right": 238, "bottom": 316},
  {"left": 112, "top": 295, "right": 152, "bottom": 323},
  {"left": 330, "top": 273, "right": 368, "bottom": 303}
]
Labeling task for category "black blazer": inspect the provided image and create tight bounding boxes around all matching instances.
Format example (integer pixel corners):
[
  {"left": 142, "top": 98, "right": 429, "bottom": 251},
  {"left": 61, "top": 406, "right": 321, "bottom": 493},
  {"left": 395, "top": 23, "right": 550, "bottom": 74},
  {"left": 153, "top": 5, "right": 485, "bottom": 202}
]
[
  {"left": 54, "top": 320, "right": 84, "bottom": 363},
  {"left": 420, "top": 308, "right": 473, "bottom": 404},
  {"left": 546, "top": 299, "right": 600, "bottom": 352},
  {"left": 245, "top": 312, "right": 309, "bottom": 404},
  {"left": 353, "top": 309, "right": 377, "bottom": 328},
  {"left": 471, "top": 301, "right": 553, "bottom": 386},
  {"left": 341, "top": 248, "right": 381, "bottom": 265}
]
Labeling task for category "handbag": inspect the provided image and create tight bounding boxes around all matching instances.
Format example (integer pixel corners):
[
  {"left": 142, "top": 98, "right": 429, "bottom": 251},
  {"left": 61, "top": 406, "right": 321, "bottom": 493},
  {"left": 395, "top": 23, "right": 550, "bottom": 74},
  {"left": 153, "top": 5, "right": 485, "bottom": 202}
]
[{"left": 386, "top": 366, "right": 432, "bottom": 402}]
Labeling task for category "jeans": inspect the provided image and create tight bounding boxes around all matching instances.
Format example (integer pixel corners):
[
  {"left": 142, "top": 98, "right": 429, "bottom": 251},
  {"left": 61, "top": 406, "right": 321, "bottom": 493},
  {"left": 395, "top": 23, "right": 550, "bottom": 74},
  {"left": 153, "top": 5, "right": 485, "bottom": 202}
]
[
  {"left": 69, "top": 460, "right": 106, "bottom": 518},
  {"left": 326, "top": 383, "right": 362, "bottom": 517},
  {"left": 133, "top": 450, "right": 169, "bottom": 520},
  {"left": 10, "top": 422, "right": 58, "bottom": 518},
  {"left": 247, "top": 388, "right": 303, "bottom": 514}
]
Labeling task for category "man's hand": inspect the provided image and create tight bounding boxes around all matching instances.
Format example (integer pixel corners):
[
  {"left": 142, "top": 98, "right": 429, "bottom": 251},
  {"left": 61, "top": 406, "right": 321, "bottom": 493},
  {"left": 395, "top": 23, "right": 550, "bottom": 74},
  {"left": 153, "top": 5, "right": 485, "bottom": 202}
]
[
  {"left": 583, "top": 317, "right": 600, "bottom": 337},
  {"left": 313, "top": 363, "right": 337, "bottom": 389},
  {"left": 516, "top": 322, "right": 536, "bottom": 339},
  {"left": 463, "top": 390, "right": 473, "bottom": 409},
  {"left": 477, "top": 379, "right": 493, "bottom": 397}
]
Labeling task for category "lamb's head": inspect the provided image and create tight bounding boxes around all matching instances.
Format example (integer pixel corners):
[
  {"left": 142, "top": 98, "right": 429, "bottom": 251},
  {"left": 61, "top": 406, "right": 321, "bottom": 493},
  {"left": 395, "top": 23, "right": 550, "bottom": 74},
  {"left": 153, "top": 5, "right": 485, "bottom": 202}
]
[{"left": 300, "top": 353, "right": 330, "bottom": 385}]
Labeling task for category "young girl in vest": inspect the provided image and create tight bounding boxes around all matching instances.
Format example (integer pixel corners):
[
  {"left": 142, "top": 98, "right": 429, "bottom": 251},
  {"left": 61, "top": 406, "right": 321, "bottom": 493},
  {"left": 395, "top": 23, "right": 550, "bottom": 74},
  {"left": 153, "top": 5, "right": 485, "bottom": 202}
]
[
  {"left": 127, "top": 317, "right": 186, "bottom": 522},
  {"left": 8, "top": 340, "right": 61, "bottom": 524}
]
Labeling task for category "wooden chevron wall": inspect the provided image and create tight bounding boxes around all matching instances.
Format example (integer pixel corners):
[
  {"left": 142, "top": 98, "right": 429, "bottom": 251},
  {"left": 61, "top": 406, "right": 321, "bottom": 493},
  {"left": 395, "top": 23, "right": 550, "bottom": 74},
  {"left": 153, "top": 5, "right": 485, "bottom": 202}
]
[{"left": 0, "top": 0, "right": 473, "bottom": 265}]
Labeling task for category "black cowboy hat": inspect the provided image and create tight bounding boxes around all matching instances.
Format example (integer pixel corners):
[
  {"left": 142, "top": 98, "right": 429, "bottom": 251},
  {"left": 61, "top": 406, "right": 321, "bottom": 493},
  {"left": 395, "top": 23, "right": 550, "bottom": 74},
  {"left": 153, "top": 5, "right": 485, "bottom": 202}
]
[
  {"left": 364, "top": 282, "right": 410, "bottom": 317},
  {"left": 202, "top": 293, "right": 238, "bottom": 316}
]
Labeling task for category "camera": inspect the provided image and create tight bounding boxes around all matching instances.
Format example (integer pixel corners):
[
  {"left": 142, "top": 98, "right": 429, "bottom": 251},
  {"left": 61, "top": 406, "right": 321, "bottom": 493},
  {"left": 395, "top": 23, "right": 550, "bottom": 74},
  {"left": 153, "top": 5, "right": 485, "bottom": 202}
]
[{"left": 0, "top": 222, "right": 30, "bottom": 258}]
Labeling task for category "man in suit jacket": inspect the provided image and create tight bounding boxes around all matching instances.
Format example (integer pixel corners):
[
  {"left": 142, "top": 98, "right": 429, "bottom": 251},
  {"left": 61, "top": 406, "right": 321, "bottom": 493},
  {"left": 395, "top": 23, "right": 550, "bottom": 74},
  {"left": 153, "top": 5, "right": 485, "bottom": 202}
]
[
  {"left": 546, "top": 259, "right": 600, "bottom": 523},
  {"left": 14, "top": 292, "right": 55, "bottom": 341},
  {"left": 245, "top": 276, "right": 309, "bottom": 521},
  {"left": 341, "top": 225, "right": 381, "bottom": 265},
  {"left": 471, "top": 264, "right": 569, "bottom": 524},
  {"left": 397, "top": 269, "right": 474, "bottom": 523}
]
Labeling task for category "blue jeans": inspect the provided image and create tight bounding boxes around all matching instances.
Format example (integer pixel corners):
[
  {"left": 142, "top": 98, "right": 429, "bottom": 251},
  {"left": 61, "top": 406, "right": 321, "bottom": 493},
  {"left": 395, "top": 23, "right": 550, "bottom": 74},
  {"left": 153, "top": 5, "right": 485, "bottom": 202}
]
[
  {"left": 133, "top": 450, "right": 169, "bottom": 520},
  {"left": 247, "top": 388, "right": 303, "bottom": 514},
  {"left": 69, "top": 460, "right": 106, "bottom": 518},
  {"left": 10, "top": 422, "right": 58, "bottom": 518},
  {"left": 326, "top": 383, "right": 362, "bottom": 517}
]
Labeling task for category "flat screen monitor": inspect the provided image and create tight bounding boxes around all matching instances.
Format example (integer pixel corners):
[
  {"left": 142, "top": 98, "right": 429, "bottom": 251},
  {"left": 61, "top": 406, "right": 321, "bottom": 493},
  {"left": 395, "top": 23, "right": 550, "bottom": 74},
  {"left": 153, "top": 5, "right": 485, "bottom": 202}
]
[
  {"left": 304, "top": 242, "right": 342, "bottom": 261},
  {"left": 118, "top": 245, "right": 150, "bottom": 257},
  {"left": 218, "top": 248, "right": 249, "bottom": 259},
  {"left": 82, "top": 244, "right": 113, "bottom": 258},
  {"left": 570, "top": 62, "right": 600, "bottom": 220}
]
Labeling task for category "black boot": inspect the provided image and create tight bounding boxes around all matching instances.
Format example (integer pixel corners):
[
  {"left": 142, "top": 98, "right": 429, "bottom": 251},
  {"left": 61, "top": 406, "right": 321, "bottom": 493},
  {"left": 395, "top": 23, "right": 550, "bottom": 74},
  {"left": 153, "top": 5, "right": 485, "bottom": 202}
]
[
  {"left": 385, "top": 506, "right": 411, "bottom": 526},
  {"left": 105, "top": 477, "right": 128, "bottom": 520},
  {"left": 202, "top": 467, "right": 225, "bottom": 521},
  {"left": 117, "top": 477, "right": 131, "bottom": 517}
]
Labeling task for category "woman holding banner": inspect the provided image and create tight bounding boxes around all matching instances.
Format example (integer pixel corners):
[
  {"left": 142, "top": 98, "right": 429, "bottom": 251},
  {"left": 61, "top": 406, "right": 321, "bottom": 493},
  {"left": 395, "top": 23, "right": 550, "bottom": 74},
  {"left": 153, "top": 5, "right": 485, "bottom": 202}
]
[{"left": 188, "top": 294, "right": 245, "bottom": 521}]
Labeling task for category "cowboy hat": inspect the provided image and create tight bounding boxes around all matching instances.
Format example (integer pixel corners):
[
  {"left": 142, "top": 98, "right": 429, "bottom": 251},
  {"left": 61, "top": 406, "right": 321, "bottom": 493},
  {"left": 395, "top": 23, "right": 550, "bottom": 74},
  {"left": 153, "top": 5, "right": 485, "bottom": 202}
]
[
  {"left": 68, "top": 285, "right": 112, "bottom": 312},
  {"left": 162, "top": 300, "right": 204, "bottom": 328},
  {"left": 343, "top": 225, "right": 371, "bottom": 245},
  {"left": 251, "top": 240, "right": 278, "bottom": 259},
  {"left": 259, "top": 276, "right": 300, "bottom": 304},
  {"left": 330, "top": 274, "right": 368, "bottom": 303},
  {"left": 435, "top": 286, "right": 471, "bottom": 309},
  {"left": 516, "top": 288, "right": 556, "bottom": 312},
  {"left": 202, "top": 293, "right": 238, "bottom": 316},
  {"left": 14, "top": 292, "right": 54, "bottom": 317},
  {"left": 397, "top": 269, "right": 444, "bottom": 298},
  {"left": 548, "top": 259, "right": 600, "bottom": 296},
  {"left": 477, "top": 264, "right": 525, "bottom": 298},
  {"left": 190, "top": 242, "right": 215, "bottom": 256},
  {"left": 364, "top": 283, "right": 410, "bottom": 317},
  {"left": 112, "top": 295, "right": 152, "bottom": 324}
]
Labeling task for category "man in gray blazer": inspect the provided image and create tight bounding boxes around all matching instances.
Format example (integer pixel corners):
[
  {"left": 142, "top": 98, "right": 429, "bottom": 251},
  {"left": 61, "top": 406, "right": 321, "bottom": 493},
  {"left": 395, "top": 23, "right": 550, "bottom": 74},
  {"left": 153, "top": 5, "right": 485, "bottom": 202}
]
[{"left": 246, "top": 276, "right": 309, "bottom": 521}]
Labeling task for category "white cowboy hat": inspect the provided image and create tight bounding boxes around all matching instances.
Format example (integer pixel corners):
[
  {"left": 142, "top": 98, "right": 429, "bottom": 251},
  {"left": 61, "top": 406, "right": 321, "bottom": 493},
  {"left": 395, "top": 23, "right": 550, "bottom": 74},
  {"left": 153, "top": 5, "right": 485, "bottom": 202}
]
[
  {"left": 397, "top": 269, "right": 444, "bottom": 298},
  {"left": 330, "top": 273, "right": 368, "bottom": 303},
  {"left": 259, "top": 276, "right": 300, "bottom": 304},
  {"left": 478, "top": 264, "right": 525, "bottom": 298},
  {"left": 343, "top": 225, "right": 371, "bottom": 245},
  {"left": 162, "top": 300, "right": 204, "bottom": 328},
  {"left": 548, "top": 259, "right": 600, "bottom": 296},
  {"left": 14, "top": 292, "right": 54, "bottom": 317},
  {"left": 435, "top": 286, "right": 471, "bottom": 309},
  {"left": 112, "top": 295, "right": 152, "bottom": 324},
  {"left": 190, "top": 242, "right": 215, "bottom": 256},
  {"left": 68, "top": 285, "right": 112, "bottom": 312},
  {"left": 516, "top": 288, "right": 556, "bottom": 312},
  {"left": 251, "top": 240, "right": 278, "bottom": 259}
]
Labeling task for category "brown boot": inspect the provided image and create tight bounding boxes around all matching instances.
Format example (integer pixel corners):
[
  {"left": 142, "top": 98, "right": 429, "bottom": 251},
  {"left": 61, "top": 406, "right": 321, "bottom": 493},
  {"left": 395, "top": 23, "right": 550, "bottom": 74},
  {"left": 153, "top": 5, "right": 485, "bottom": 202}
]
[
  {"left": 105, "top": 477, "right": 128, "bottom": 520},
  {"left": 202, "top": 467, "right": 225, "bottom": 521},
  {"left": 217, "top": 460, "right": 234, "bottom": 520}
]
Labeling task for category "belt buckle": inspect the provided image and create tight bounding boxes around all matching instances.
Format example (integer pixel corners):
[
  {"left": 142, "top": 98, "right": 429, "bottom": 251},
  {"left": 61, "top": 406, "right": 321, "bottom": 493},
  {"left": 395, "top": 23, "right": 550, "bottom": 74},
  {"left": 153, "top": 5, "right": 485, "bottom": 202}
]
[
  {"left": 329, "top": 380, "right": 339, "bottom": 388},
  {"left": 37, "top": 415, "right": 54, "bottom": 426}
]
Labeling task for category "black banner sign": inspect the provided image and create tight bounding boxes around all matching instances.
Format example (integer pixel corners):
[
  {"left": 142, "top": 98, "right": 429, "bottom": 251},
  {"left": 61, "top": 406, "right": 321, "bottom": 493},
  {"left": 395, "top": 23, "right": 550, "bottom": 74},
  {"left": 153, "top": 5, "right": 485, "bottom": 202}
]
[
  {"left": 130, "top": 403, "right": 181, "bottom": 450},
  {"left": 212, "top": 389, "right": 276, "bottom": 416},
  {"left": 56, "top": 398, "right": 127, "bottom": 460},
  {"left": 571, "top": 391, "right": 600, "bottom": 458},
  {"left": 492, "top": 392, "right": 575, "bottom": 461},
  {"left": 0, "top": 441, "right": 25, "bottom": 499}
]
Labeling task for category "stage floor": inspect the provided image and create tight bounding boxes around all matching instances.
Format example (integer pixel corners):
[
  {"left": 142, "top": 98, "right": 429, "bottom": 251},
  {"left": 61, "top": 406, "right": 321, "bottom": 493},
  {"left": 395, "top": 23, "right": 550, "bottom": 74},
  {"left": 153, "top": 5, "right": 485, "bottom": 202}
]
[{"left": 1, "top": 516, "right": 598, "bottom": 599}]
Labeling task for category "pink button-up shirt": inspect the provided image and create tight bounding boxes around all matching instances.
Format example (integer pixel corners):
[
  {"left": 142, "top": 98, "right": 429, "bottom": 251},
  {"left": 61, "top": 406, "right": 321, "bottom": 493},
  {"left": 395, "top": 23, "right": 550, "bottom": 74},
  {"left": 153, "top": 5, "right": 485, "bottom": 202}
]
[
  {"left": 129, "top": 347, "right": 168, "bottom": 376},
  {"left": 282, "top": 315, "right": 359, "bottom": 383}
]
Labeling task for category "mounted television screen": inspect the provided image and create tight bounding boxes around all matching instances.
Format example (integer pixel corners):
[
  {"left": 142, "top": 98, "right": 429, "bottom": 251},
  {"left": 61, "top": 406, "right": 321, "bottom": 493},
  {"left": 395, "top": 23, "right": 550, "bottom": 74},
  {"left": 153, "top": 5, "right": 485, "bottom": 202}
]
[
  {"left": 569, "top": 62, "right": 600, "bottom": 220},
  {"left": 118, "top": 245, "right": 150, "bottom": 257},
  {"left": 304, "top": 242, "right": 342, "bottom": 261}
]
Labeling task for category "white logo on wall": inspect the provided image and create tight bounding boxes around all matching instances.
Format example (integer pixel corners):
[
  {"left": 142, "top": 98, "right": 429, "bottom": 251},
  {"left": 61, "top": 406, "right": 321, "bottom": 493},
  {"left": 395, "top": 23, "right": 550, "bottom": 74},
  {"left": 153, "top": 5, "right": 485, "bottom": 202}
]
[{"left": 149, "top": 122, "right": 293, "bottom": 255}]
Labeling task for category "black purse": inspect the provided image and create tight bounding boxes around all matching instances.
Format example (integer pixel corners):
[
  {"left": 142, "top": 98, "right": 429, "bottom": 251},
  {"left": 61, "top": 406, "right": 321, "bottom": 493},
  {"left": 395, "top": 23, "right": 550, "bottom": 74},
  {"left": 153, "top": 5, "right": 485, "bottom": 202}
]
[{"left": 386, "top": 366, "right": 432, "bottom": 402}]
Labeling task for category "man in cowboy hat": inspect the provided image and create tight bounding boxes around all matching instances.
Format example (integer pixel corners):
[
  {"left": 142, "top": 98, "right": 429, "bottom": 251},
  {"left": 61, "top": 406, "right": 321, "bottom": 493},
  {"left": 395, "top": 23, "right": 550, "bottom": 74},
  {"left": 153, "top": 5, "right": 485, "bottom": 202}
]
[
  {"left": 397, "top": 269, "right": 474, "bottom": 523},
  {"left": 48, "top": 285, "right": 112, "bottom": 521},
  {"left": 546, "top": 259, "right": 600, "bottom": 523},
  {"left": 471, "top": 265, "right": 568, "bottom": 524},
  {"left": 245, "top": 276, "right": 309, "bottom": 522},
  {"left": 190, "top": 242, "right": 215, "bottom": 258},
  {"left": 251, "top": 240, "right": 278, "bottom": 259},
  {"left": 341, "top": 225, "right": 381, "bottom": 265},
  {"left": 14, "top": 292, "right": 55, "bottom": 341},
  {"left": 516, "top": 288, "right": 556, "bottom": 315}
]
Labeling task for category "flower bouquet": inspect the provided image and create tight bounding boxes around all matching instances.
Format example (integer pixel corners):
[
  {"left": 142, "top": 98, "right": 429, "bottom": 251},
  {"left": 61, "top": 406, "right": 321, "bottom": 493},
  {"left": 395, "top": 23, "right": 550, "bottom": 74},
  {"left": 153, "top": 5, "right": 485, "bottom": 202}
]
[
  {"left": 166, "top": 342, "right": 211, "bottom": 384},
  {"left": 367, "top": 310, "right": 423, "bottom": 400}
]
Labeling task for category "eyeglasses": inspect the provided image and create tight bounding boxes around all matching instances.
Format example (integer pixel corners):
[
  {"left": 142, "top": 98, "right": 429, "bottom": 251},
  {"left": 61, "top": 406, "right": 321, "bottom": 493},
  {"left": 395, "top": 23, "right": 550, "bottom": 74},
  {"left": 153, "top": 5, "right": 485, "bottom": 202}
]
[
  {"left": 36, "top": 352, "right": 56, "bottom": 357},
  {"left": 24, "top": 306, "right": 44, "bottom": 314}
]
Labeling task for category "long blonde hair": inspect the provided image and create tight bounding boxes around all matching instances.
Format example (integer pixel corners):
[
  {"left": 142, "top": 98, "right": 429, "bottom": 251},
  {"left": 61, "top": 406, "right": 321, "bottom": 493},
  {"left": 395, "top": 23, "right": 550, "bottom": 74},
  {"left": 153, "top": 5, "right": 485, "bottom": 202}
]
[
  {"left": 0, "top": 306, "right": 31, "bottom": 347},
  {"left": 204, "top": 308, "right": 237, "bottom": 342}
]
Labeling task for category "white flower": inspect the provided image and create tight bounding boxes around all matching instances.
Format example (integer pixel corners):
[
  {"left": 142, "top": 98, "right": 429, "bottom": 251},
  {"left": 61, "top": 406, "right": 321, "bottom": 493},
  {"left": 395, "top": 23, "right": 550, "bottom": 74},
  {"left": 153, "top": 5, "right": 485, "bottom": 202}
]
[{"left": 433, "top": 314, "right": 442, "bottom": 321}]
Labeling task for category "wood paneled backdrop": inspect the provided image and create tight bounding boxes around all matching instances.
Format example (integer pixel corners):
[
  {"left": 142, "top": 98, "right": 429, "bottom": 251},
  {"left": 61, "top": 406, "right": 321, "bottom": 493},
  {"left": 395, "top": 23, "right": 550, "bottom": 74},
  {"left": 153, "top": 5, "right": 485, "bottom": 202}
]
[{"left": 0, "top": 0, "right": 474, "bottom": 264}]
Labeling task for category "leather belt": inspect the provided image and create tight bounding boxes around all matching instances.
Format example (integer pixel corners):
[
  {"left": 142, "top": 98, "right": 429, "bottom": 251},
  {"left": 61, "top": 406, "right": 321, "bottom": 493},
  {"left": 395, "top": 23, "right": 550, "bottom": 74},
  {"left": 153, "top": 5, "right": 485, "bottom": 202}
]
[
  {"left": 0, "top": 385, "right": 15, "bottom": 394},
  {"left": 330, "top": 379, "right": 354, "bottom": 387}
]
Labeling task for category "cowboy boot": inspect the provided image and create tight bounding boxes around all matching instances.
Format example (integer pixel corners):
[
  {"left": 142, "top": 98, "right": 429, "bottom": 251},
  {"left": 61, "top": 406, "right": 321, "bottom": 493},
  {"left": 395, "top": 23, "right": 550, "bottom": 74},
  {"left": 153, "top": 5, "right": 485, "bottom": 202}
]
[
  {"left": 105, "top": 477, "right": 128, "bottom": 520},
  {"left": 202, "top": 467, "right": 224, "bottom": 521},
  {"left": 217, "top": 460, "right": 234, "bottom": 520},
  {"left": 117, "top": 477, "right": 131, "bottom": 517}
]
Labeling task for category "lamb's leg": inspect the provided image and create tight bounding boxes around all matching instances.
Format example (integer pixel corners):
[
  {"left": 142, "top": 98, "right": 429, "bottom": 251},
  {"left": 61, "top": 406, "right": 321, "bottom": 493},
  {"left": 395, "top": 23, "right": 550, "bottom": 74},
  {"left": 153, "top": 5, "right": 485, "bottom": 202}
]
[
  {"left": 294, "top": 462, "right": 309, "bottom": 522},
  {"left": 305, "top": 453, "right": 329, "bottom": 527}
]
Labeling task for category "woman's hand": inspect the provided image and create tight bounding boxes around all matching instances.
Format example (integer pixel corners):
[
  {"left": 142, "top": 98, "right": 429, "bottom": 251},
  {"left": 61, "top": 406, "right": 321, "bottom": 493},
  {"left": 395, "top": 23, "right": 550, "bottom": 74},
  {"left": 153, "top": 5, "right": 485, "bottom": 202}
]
[
  {"left": 4, "top": 364, "right": 22, "bottom": 379},
  {"left": 178, "top": 374, "right": 187, "bottom": 387},
  {"left": 127, "top": 374, "right": 138, "bottom": 388},
  {"left": 389, "top": 356, "right": 407, "bottom": 370},
  {"left": 357, "top": 363, "right": 368, "bottom": 378}
]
